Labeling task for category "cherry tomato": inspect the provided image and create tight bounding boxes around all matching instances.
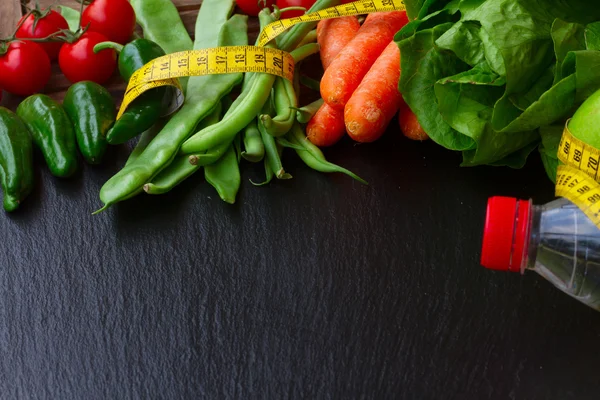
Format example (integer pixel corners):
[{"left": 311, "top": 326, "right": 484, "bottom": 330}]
[
  {"left": 81, "top": 0, "right": 136, "bottom": 45},
  {"left": 0, "top": 41, "right": 51, "bottom": 96},
  {"left": 276, "top": 0, "right": 316, "bottom": 18},
  {"left": 58, "top": 31, "right": 117, "bottom": 85},
  {"left": 15, "top": 9, "right": 69, "bottom": 61},
  {"left": 235, "top": 0, "right": 276, "bottom": 16}
]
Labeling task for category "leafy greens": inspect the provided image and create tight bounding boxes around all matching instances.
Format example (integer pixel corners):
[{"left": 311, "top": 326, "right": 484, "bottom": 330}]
[{"left": 397, "top": 0, "right": 600, "bottom": 179}]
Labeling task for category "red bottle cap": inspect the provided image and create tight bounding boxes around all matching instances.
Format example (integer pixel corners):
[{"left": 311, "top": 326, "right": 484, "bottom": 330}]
[{"left": 481, "top": 196, "right": 531, "bottom": 273}]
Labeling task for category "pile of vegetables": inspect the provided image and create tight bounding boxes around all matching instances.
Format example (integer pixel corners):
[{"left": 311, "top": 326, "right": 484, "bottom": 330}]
[
  {"left": 3, "top": 0, "right": 408, "bottom": 212},
  {"left": 397, "top": 0, "right": 600, "bottom": 180},
  {"left": 6, "top": 0, "right": 599, "bottom": 213}
]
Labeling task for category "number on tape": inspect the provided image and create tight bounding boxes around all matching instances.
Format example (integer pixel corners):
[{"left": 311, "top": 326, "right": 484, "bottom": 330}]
[
  {"left": 118, "top": 46, "right": 295, "bottom": 119},
  {"left": 556, "top": 165, "right": 600, "bottom": 227},
  {"left": 557, "top": 123, "right": 600, "bottom": 182},
  {"left": 257, "top": 0, "right": 407, "bottom": 47}
]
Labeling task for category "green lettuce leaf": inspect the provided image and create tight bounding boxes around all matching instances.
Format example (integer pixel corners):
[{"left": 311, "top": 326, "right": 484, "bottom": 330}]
[{"left": 397, "top": 0, "right": 600, "bottom": 173}]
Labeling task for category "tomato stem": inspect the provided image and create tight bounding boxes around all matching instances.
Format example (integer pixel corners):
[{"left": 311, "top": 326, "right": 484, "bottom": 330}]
[{"left": 93, "top": 41, "right": 123, "bottom": 54}]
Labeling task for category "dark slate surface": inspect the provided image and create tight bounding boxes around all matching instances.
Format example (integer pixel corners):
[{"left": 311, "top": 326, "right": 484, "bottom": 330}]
[{"left": 0, "top": 129, "right": 598, "bottom": 399}]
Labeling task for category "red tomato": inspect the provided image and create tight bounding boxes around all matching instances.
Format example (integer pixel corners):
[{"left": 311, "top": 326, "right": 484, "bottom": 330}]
[
  {"left": 81, "top": 0, "right": 136, "bottom": 45},
  {"left": 15, "top": 10, "right": 69, "bottom": 61},
  {"left": 58, "top": 31, "right": 117, "bottom": 85},
  {"left": 276, "top": 0, "right": 317, "bottom": 18},
  {"left": 236, "top": 0, "right": 276, "bottom": 16},
  {"left": 0, "top": 41, "right": 51, "bottom": 96}
]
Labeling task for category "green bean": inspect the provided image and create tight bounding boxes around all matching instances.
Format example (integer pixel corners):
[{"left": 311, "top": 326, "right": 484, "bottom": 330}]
[
  {"left": 130, "top": 0, "right": 195, "bottom": 91},
  {"left": 242, "top": 119, "right": 264, "bottom": 163},
  {"left": 179, "top": 9, "right": 278, "bottom": 155},
  {"left": 142, "top": 102, "right": 223, "bottom": 195},
  {"left": 258, "top": 43, "right": 320, "bottom": 137},
  {"left": 295, "top": 98, "right": 324, "bottom": 124},
  {"left": 276, "top": 0, "right": 340, "bottom": 52},
  {"left": 299, "top": 75, "right": 321, "bottom": 92},
  {"left": 297, "top": 29, "right": 317, "bottom": 48},
  {"left": 250, "top": 157, "right": 274, "bottom": 187},
  {"left": 287, "top": 123, "right": 367, "bottom": 184},
  {"left": 205, "top": 144, "right": 241, "bottom": 204},
  {"left": 96, "top": 8, "right": 246, "bottom": 212},
  {"left": 259, "top": 78, "right": 296, "bottom": 137},
  {"left": 125, "top": 117, "right": 169, "bottom": 167},
  {"left": 258, "top": 103, "right": 292, "bottom": 180}
]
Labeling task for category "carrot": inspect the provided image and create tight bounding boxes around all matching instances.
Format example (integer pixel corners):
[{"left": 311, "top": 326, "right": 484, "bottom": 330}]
[
  {"left": 320, "top": 11, "right": 409, "bottom": 111},
  {"left": 306, "top": 103, "right": 346, "bottom": 147},
  {"left": 398, "top": 105, "right": 429, "bottom": 141},
  {"left": 344, "top": 41, "right": 403, "bottom": 143},
  {"left": 316, "top": 16, "right": 360, "bottom": 70}
]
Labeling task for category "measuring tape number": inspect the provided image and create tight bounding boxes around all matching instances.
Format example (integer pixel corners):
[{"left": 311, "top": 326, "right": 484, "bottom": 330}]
[
  {"left": 257, "top": 0, "right": 406, "bottom": 47},
  {"left": 556, "top": 124, "right": 600, "bottom": 227},
  {"left": 117, "top": 0, "right": 408, "bottom": 119},
  {"left": 119, "top": 47, "right": 295, "bottom": 119}
]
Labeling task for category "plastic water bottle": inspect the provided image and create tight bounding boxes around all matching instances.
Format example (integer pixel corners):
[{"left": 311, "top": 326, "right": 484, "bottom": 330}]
[{"left": 481, "top": 196, "right": 600, "bottom": 311}]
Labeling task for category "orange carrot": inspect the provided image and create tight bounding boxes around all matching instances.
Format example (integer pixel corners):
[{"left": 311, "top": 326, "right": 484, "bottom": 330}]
[
  {"left": 320, "top": 11, "right": 409, "bottom": 111},
  {"left": 307, "top": 103, "right": 346, "bottom": 147},
  {"left": 344, "top": 41, "right": 403, "bottom": 143},
  {"left": 398, "top": 105, "right": 429, "bottom": 141},
  {"left": 316, "top": 16, "right": 360, "bottom": 70}
]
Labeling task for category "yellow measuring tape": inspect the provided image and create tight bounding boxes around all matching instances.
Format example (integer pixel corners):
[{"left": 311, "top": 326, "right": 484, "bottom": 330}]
[
  {"left": 117, "top": 0, "right": 407, "bottom": 119},
  {"left": 556, "top": 124, "right": 600, "bottom": 227}
]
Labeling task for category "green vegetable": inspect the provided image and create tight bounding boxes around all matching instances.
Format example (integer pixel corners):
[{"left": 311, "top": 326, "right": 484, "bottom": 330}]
[
  {"left": 0, "top": 107, "right": 34, "bottom": 212},
  {"left": 204, "top": 144, "right": 241, "bottom": 204},
  {"left": 63, "top": 81, "right": 115, "bottom": 165},
  {"left": 180, "top": 40, "right": 319, "bottom": 154},
  {"left": 397, "top": 0, "right": 600, "bottom": 171},
  {"left": 258, "top": 99, "right": 291, "bottom": 180},
  {"left": 241, "top": 119, "right": 264, "bottom": 163},
  {"left": 260, "top": 76, "right": 298, "bottom": 137},
  {"left": 17, "top": 95, "right": 78, "bottom": 178},
  {"left": 125, "top": 117, "right": 169, "bottom": 166},
  {"left": 276, "top": 0, "right": 340, "bottom": 52},
  {"left": 130, "top": 0, "right": 194, "bottom": 90},
  {"left": 296, "top": 98, "right": 324, "bottom": 124},
  {"left": 287, "top": 123, "right": 367, "bottom": 184},
  {"left": 97, "top": 1, "right": 245, "bottom": 212},
  {"left": 179, "top": 8, "right": 278, "bottom": 155},
  {"left": 94, "top": 39, "right": 167, "bottom": 145},
  {"left": 143, "top": 101, "right": 224, "bottom": 195}
]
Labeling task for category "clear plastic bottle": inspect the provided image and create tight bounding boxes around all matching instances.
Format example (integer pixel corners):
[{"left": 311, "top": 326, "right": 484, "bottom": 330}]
[{"left": 481, "top": 196, "right": 600, "bottom": 311}]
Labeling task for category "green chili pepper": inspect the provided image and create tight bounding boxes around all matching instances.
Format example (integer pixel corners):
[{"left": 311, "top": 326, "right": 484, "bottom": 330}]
[
  {"left": 130, "top": 0, "right": 194, "bottom": 91},
  {"left": 97, "top": 4, "right": 245, "bottom": 212},
  {"left": 17, "top": 95, "right": 78, "bottom": 178},
  {"left": 204, "top": 144, "right": 241, "bottom": 204},
  {"left": 295, "top": 98, "right": 324, "bottom": 124},
  {"left": 287, "top": 123, "right": 367, "bottom": 184},
  {"left": 63, "top": 81, "right": 115, "bottom": 165},
  {"left": 0, "top": 107, "right": 34, "bottom": 212},
  {"left": 94, "top": 39, "right": 167, "bottom": 145}
]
